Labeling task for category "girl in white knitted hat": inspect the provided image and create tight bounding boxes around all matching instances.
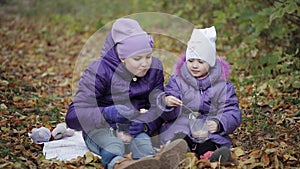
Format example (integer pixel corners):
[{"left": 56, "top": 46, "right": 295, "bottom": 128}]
[{"left": 157, "top": 26, "right": 242, "bottom": 162}]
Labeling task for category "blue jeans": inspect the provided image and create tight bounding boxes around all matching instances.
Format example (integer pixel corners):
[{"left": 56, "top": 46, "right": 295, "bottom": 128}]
[{"left": 84, "top": 128, "right": 155, "bottom": 169}]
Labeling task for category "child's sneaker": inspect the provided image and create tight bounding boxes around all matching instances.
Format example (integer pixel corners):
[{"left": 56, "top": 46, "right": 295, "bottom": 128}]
[
  {"left": 114, "top": 157, "right": 160, "bottom": 169},
  {"left": 209, "top": 146, "right": 231, "bottom": 162},
  {"left": 157, "top": 139, "right": 188, "bottom": 169}
]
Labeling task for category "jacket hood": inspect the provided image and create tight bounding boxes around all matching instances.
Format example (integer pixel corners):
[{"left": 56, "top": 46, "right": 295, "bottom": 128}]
[
  {"left": 101, "top": 31, "right": 122, "bottom": 69},
  {"left": 100, "top": 31, "right": 136, "bottom": 81}
]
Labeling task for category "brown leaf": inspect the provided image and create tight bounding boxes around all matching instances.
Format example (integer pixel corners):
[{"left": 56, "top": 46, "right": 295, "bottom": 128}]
[
  {"left": 197, "top": 159, "right": 211, "bottom": 169},
  {"left": 248, "top": 162, "right": 265, "bottom": 169},
  {"left": 13, "top": 96, "right": 23, "bottom": 102},
  {"left": 261, "top": 152, "right": 270, "bottom": 166},
  {"left": 229, "top": 151, "right": 239, "bottom": 166},
  {"left": 239, "top": 157, "right": 255, "bottom": 166},
  {"left": 249, "top": 149, "right": 261, "bottom": 159},
  {"left": 276, "top": 119, "right": 284, "bottom": 125},
  {"left": 257, "top": 136, "right": 264, "bottom": 141}
]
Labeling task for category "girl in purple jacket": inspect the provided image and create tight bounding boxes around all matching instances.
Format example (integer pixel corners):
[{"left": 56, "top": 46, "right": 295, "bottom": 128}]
[
  {"left": 158, "top": 26, "right": 242, "bottom": 162},
  {"left": 65, "top": 18, "right": 187, "bottom": 169}
]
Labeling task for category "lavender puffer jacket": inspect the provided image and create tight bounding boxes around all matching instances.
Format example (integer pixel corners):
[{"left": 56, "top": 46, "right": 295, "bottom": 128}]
[
  {"left": 65, "top": 32, "right": 164, "bottom": 136},
  {"left": 158, "top": 56, "right": 242, "bottom": 147}
]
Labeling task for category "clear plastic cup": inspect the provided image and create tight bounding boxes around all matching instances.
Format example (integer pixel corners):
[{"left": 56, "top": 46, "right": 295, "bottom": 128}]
[{"left": 189, "top": 118, "right": 208, "bottom": 142}]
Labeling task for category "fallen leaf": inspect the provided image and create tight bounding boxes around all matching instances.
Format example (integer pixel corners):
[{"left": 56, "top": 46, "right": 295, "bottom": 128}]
[
  {"left": 265, "top": 148, "right": 276, "bottom": 154},
  {"left": 197, "top": 159, "right": 210, "bottom": 169},
  {"left": 184, "top": 152, "right": 197, "bottom": 168},
  {"left": 84, "top": 151, "right": 94, "bottom": 164},
  {"left": 210, "top": 162, "right": 218, "bottom": 169},
  {"left": 249, "top": 149, "right": 261, "bottom": 159},
  {"left": 58, "top": 78, "right": 70, "bottom": 87},
  {"left": 0, "top": 80, "right": 9, "bottom": 86},
  {"left": 0, "top": 103, "right": 8, "bottom": 110},
  {"left": 261, "top": 152, "right": 269, "bottom": 166},
  {"left": 239, "top": 157, "right": 255, "bottom": 165},
  {"left": 283, "top": 154, "right": 297, "bottom": 161},
  {"left": 274, "top": 154, "right": 283, "bottom": 169},
  {"left": 233, "top": 147, "right": 245, "bottom": 157},
  {"left": 248, "top": 162, "right": 265, "bottom": 169},
  {"left": 279, "top": 141, "right": 288, "bottom": 149}
]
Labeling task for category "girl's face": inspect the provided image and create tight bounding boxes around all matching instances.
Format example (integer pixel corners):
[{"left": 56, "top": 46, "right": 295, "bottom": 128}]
[
  {"left": 186, "top": 59, "right": 210, "bottom": 78},
  {"left": 122, "top": 52, "right": 152, "bottom": 77}
]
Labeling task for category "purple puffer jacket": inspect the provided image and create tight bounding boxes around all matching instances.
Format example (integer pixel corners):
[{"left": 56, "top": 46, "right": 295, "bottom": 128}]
[
  {"left": 158, "top": 56, "right": 241, "bottom": 147},
  {"left": 66, "top": 32, "right": 165, "bottom": 136}
]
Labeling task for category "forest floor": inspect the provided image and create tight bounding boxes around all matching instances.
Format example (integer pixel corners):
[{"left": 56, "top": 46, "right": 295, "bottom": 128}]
[{"left": 0, "top": 8, "right": 299, "bottom": 169}]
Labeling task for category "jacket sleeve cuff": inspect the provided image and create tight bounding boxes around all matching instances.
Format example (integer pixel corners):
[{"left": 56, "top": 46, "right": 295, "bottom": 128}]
[
  {"left": 144, "top": 117, "right": 163, "bottom": 135},
  {"left": 209, "top": 118, "right": 224, "bottom": 133},
  {"left": 156, "top": 92, "right": 174, "bottom": 112}
]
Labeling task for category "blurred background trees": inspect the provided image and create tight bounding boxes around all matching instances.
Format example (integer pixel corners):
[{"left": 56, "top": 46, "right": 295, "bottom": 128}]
[
  {"left": 1, "top": 0, "right": 299, "bottom": 167},
  {"left": 3, "top": 0, "right": 298, "bottom": 87}
]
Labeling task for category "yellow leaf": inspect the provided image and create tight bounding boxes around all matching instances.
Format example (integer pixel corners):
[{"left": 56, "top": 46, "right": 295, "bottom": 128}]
[
  {"left": 44, "top": 123, "right": 52, "bottom": 129},
  {"left": 185, "top": 152, "right": 197, "bottom": 167},
  {"left": 210, "top": 162, "right": 218, "bottom": 169},
  {"left": 58, "top": 78, "right": 69, "bottom": 87},
  {"left": 13, "top": 96, "right": 22, "bottom": 102},
  {"left": 276, "top": 119, "right": 283, "bottom": 125},
  {"left": 27, "top": 99, "right": 37, "bottom": 107},
  {"left": 274, "top": 154, "right": 283, "bottom": 169},
  {"left": 17, "top": 42, "right": 25, "bottom": 49},
  {"left": 233, "top": 147, "right": 245, "bottom": 157},
  {"left": 92, "top": 154, "right": 100, "bottom": 162},
  {"left": 279, "top": 141, "right": 288, "bottom": 148},
  {"left": 283, "top": 154, "right": 297, "bottom": 161},
  {"left": 0, "top": 103, "right": 7, "bottom": 110},
  {"left": 84, "top": 151, "right": 94, "bottom": 164},
  {"left": 0, "top": 80, "right": 9, "bottom": 86}
]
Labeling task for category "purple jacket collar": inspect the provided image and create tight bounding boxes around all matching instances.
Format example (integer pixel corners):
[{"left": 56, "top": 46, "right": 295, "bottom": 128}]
[{"left": 178, "top": 57, "right": 225, "bottom": 91}]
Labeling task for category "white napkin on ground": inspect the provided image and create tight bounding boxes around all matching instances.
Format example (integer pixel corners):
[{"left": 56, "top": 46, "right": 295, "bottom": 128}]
[{"left": 43, "top": 131, "right": 100, "bottom": 161}]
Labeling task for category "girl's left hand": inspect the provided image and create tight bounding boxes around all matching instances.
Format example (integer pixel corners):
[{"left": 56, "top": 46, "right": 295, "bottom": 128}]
[{"left": 206, "top": 120, "right": 218, "bottom": 133}]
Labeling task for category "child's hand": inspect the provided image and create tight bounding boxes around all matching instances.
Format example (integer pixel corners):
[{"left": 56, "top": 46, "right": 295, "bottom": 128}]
[
  {"left": 165, "top": 96, "right": 182, "bottom": 107},
  {"left": 207, "top": 120, "right": 218, "bottom": 133},
  {"left": 116, "top": 131, "right": 132, "bottom": 143}
]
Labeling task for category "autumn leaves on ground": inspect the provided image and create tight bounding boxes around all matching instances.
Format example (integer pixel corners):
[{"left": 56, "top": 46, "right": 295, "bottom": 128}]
[{"left": 1, "top": 11, "right": 300, "bottom": 169}]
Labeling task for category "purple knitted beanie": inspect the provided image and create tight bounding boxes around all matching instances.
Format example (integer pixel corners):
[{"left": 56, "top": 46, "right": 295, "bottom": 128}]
[{"left": 111, "top": 18, "right": 154, "bottom": 59}]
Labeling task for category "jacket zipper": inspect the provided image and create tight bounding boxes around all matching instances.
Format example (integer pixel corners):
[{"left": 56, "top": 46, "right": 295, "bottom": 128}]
[
  {"left": 199, "top": 88, "right": 203, "bottom": 94},
  {"left": 199, "top": 88, "right": 203, "bottom": 113}
]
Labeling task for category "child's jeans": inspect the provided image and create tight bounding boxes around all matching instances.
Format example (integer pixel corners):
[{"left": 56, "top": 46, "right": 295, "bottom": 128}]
[{"left": 84, "top": 127, "right": 155, "bottom": 169}]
